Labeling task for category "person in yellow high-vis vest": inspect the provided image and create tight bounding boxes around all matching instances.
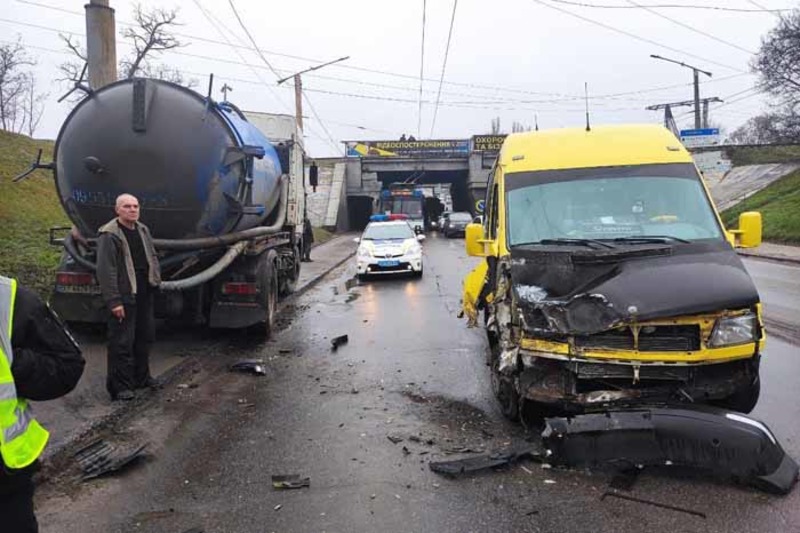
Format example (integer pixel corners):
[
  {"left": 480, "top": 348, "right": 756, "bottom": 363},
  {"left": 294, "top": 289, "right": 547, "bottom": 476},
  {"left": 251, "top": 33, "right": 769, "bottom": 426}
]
[{"left": 0, "top": 276, "right": 84, "bottom": 533}]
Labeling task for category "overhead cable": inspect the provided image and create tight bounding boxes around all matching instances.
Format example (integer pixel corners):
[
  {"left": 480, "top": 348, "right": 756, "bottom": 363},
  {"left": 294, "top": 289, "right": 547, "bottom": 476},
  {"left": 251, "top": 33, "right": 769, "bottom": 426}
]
[
  {"left": 530, "top": 0, "right": 748, "bottom": 72},
  {"left": 430, "top": 0, "right": 459, "bottom": 137},
  {"left": 626, "top": 0, "right": 755, "bottom": 55},
  {"left": 417, "top": 0, "right": 427, "bottom": 138},
  {"left": 544, "top": 0, "right": 789, "bottom": 13}
]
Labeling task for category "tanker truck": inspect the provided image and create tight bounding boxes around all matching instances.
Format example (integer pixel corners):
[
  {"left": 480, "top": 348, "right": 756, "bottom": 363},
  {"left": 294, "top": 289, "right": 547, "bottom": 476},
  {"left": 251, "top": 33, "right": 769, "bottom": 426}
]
[{"left": 36, "top": 78, "right": 308, "bottom": 336}]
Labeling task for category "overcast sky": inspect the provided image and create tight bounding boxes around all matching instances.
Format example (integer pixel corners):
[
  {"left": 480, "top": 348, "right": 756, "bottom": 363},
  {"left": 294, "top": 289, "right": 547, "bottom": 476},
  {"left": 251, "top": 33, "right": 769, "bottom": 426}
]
[{"left": 2, "top": 0, "right": 796, "bottom": 156}]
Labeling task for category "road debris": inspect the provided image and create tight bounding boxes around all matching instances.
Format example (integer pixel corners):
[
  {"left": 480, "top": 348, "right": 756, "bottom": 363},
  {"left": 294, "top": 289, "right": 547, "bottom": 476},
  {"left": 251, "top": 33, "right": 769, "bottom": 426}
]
[
  {"left": 331, "top": 335, "right": 349, "bottom": 351},
  {"left": 387, "top": 434, "right": 404, "bottom": 444},
  {"left": 229, "top": 359, "right": 266, "bottom": 376},
  {"left": 542, "top": 407, "right": 799, "bottom": 495},
  {"left": 601, "top": 491, "right": 706, "bottom": 519},
  {"left": 429, "top": 446, "right": 541, "bottom": 477},
  {"left": 74, "top": 439, "right": 148, "bottom": 481},
  {"left": 272, "top": 475, "right": 311, "bottom": 490}
]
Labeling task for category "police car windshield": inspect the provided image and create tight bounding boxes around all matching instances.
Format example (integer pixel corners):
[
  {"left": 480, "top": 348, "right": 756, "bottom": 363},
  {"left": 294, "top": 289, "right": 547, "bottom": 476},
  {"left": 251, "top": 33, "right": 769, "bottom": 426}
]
[{"left": 362, "top": 223, "right": 415, "bottom": 240}]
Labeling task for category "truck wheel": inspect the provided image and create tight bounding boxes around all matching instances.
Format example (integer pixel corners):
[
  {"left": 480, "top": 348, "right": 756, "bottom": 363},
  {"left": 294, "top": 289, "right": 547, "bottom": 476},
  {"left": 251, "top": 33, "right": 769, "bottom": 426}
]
[
  {"left": 489, "top": 342, "right": 519, "bottom": 421},
  {"left": 280, "top": 244, "right": 301, "bottom": 296},
  {"left": 715, "top": 377, "right": 761, "bottom": 413},
  {"left": 259, "top": 253, "right": 279, "bottom": 339}
]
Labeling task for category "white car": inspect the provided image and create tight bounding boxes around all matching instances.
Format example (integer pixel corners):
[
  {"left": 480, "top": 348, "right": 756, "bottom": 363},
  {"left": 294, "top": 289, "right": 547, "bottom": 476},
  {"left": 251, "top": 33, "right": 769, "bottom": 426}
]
[{"left": 355, "top": 220, "right": 425, "bottom": 279}]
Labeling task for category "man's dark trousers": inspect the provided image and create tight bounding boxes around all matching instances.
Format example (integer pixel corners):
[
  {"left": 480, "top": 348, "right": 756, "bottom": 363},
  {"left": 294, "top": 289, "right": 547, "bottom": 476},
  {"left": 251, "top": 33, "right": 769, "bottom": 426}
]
[
  {"left": 106, "top": 286, "right": 154, "bottom": 397},
  {"left": 0, "top": 466, "right": 38, "bottom": 533}
]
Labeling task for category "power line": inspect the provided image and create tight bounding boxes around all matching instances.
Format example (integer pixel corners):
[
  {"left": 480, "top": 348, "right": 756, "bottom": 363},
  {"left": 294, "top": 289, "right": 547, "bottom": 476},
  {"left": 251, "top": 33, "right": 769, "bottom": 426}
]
[
  {"left": 302, "top": 92, "right": 343, "bottom": 155},
  {"left": 417, "top": 0, "right": 426, "bottom": 138},
  {"left": 545, "top": 0, "right": 789, "bottom": 13},
  {"left": 530, "top": 0, "right": 748, "bottom": 72},
  {"left": 0, "top": 16, "right": 753, "bottom": 109},
  {"left": 13, "top": 0, "right": 753, "bottom": 102},
  {"left": 430, "top": 0, "right": 459, "bottom": 137},
  {"left": 746, "top": 0, "right": 783, "bottom": 18},
  {"left": 626, "top": 0, "right": 755, "bottom": 55},
  {"left": 191, "top": 0, "right": 292, "bottom": 114},
  {"left": 226, "top": 0, "right": 282, "bottom": 80}
]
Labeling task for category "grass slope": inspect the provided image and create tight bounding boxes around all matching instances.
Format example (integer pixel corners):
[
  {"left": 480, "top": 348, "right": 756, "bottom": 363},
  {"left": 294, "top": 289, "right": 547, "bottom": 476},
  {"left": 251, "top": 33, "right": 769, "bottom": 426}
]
[
  {"left": 721, "top": 168, "right": 800, "bottom": 245},
  {"left": 0, "top": 131, "right": 68, "bottom": 298}
]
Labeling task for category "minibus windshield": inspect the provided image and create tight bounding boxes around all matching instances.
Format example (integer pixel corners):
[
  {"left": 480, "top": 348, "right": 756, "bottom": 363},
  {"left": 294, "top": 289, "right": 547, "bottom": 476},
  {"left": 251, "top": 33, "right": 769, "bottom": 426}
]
[{"left": 505, "top": 163, "right": 724, "bottom": 247}]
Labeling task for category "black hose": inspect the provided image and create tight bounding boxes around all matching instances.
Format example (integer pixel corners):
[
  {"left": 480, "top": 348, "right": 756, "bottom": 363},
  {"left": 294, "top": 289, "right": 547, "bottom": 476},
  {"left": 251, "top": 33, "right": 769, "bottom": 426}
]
[{"left": 151, "top": 176, "right": 289, "bottom": 251}]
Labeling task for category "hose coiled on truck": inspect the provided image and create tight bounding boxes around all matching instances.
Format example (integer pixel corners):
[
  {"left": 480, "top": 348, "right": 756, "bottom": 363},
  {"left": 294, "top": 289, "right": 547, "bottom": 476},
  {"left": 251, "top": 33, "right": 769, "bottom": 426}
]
[{"left": 61, "top": 176, "right": 289, "bottom": 290}]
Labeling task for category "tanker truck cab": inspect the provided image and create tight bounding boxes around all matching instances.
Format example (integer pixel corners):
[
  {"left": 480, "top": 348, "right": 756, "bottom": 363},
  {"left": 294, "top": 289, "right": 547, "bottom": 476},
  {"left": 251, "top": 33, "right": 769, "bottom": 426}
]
[{"left": 462, "top": 124, "right": 765, "bottom": 421}]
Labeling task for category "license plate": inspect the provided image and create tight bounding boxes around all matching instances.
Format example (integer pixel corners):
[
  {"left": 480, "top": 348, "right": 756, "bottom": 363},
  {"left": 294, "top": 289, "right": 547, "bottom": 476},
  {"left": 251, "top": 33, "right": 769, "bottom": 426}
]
[{"left": 377, "top": 260, "right": 399, "bottom": 267}]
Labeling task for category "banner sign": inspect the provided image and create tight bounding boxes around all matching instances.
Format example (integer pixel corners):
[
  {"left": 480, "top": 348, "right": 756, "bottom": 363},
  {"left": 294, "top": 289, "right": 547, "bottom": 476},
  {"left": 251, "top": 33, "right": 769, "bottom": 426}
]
[
  {"left": 345, "top": 140, "right": 470, "bottom": 158},
  {"left": 472, "top": 135, "right": 507, "bottom": 153}
]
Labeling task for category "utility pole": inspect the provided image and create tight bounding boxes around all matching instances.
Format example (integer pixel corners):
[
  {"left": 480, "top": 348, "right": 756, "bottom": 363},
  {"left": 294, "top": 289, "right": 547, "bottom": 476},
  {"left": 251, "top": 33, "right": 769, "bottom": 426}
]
[
  {"left": 277, "top": 56, "right": 349, "bottom": 134},
  {"left": 646, "top": 97, "right": 723, "bottom": 131},
  {"left": 85, "top": 0, "right": 117, "bottom": 90},
  {"left": 651, "top": 54, "right": 712, "bottom": 130}
]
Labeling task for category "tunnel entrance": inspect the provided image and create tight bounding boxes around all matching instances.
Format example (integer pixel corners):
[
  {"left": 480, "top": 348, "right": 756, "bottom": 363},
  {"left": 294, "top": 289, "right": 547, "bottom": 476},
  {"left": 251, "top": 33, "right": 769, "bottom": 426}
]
[
  {"left": 347, "top": 195, "right": 374, "bottom": 231},
  {"left": 376, "top": 169, "right": 471, "bottom": 225}
]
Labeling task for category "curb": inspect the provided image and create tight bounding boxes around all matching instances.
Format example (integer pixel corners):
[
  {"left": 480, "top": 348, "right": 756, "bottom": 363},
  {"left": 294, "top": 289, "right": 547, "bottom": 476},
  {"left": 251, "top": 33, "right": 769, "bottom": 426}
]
[{"left": 737, "top": 251, "right": 800, "bottom": 266}]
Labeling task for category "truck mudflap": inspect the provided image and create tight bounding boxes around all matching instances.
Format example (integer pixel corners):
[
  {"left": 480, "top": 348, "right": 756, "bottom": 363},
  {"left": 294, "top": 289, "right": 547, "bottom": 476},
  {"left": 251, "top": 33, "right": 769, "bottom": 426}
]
[{"left": 542, "top": 406, "right": 799, "bottom": 494}]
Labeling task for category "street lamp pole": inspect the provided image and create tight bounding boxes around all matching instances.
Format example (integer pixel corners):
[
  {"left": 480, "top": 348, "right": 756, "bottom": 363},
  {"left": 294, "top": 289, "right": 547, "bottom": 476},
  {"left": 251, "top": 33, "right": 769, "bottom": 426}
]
[
  {"left": 650, "top": 54, "right": 712, "bottom": 130},
  {"left": 277, "top": 56, "right": 350, "bottom": 134}
]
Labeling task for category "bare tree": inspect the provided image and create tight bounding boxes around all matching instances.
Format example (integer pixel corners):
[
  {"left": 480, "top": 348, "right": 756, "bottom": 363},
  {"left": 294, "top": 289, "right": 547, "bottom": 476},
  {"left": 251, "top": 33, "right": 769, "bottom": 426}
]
[
  {"left": 58, "top": 4, "right": 194, "bottom": 91},
  {"left": 753, "top": 9, "right": 800, "bottom": 106},
  {"left": 119, "top": 4, "right": 182, "bottom": 79},
  {"left": 22, "top": 73, "right": 47, "bottom": 137},
  {"left": 512, "top": 121, "right": 530, "bottom": 133},
  {"left": 0, "top": 39, "right": 34, "bottom": 133}
]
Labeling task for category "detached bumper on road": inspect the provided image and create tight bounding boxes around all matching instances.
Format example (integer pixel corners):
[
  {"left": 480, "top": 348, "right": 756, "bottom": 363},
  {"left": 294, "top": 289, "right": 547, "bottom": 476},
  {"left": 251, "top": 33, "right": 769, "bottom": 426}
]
[{"left": 543, "top": 406, "right": 799, "bottom": 495}]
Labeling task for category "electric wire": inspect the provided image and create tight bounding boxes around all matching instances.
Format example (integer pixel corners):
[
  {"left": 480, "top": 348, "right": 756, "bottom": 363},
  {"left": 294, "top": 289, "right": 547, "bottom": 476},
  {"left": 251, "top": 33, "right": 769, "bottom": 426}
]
[
  {"left": 226, "top": 0, "right": 282, "bottom": 80},
  {"left": 417, "top": 0, "right": 426, "bottom": 138},
  {"left": 545, "top": 0, "right": 789, "bottom": 13},
  {"left": 302, "top": 92, "right": 344, "bottom": 154},
  {"left": 430, "top": 0, "right": 459, "bottom": 137},
  {"left": 626, "top": 0, "right": 755, "bottom": 55},
  {"left": 530, "top": 0, "right": 748, "bottom": 72},
  {"left": 0, "top": 16, "right": 753, "bottom": 107},
  {"left": 12, "top": 1, "right": 756, "bottom": 102}
]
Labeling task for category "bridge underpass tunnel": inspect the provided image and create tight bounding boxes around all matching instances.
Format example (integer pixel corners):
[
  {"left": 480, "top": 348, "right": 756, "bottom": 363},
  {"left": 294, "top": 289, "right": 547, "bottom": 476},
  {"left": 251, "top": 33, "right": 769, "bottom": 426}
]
[
  {"left": 377, "top": 170, "right": 472, "bottom": 226},
  {"left": 347, "top": 195, "right": 375, "bottom": 231}
]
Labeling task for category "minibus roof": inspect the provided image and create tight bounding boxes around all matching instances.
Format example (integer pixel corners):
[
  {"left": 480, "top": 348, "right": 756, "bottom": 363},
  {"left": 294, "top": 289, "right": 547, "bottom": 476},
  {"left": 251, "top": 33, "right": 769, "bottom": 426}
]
[{"left": 499, "top": 124, "right": 694, "bottom": 174}]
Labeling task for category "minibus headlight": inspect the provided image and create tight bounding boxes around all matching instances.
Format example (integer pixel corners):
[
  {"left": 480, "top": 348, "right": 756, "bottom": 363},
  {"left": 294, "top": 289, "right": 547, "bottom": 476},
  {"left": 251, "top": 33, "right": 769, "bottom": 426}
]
[{"left": 709, "top": 313, "right": 757, "bottom": 347}]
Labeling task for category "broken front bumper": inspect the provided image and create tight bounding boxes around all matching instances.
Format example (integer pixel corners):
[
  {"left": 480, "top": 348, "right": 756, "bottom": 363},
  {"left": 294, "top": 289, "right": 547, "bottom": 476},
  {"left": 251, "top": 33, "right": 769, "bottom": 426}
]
[
  {"left": 543, "top": 406, "right": 799, "bottom": 495},
  {"left": 517, "top": 354, "right": 758, "bottom": 410}
]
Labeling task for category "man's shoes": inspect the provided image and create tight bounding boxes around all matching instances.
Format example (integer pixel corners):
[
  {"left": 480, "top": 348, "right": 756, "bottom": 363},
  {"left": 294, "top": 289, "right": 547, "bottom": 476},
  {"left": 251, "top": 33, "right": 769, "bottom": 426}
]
[
  {"left": 137, "top": 377, "right": 162, "bottom": 390},
  {"left": 113, "top": 390, "right": 135, "bottom": 401}
]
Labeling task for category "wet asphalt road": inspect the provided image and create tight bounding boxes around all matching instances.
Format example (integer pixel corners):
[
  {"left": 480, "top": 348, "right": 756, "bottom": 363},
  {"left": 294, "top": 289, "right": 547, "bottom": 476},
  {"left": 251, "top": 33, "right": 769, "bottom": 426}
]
[{"left": 38, "top": 236, "right": 800, "bottom": 533}]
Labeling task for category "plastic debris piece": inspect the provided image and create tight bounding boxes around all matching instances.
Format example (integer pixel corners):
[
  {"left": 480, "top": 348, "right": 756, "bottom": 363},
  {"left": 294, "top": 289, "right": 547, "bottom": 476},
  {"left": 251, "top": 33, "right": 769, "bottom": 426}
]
[
  {"left": 387, "top": 434, "right": 404, "bottom": 444},
  {"left": 229, "top": 359, "right": 266, "bottom": 376},
  {"left": 601, "top": 492, "right": 706, "bottom": 518},
  {"left": 429, "top": 446, "right": 542, "bottom": 477},
  {"left": 272, "top": 474, "right": 311, "bottom": 490},
  {"left": 331, "top": 335, "right": 349, "bottom": 351},
  {"left": 74, "top": 438, "right": 148, "bottom": 481}
]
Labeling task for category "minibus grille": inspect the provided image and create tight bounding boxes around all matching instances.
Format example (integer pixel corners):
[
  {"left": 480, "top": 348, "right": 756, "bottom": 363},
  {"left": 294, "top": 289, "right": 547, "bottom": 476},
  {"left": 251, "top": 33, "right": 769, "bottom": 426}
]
[{"left": 575, "top": 325, "right": 701, "bottom": 352}]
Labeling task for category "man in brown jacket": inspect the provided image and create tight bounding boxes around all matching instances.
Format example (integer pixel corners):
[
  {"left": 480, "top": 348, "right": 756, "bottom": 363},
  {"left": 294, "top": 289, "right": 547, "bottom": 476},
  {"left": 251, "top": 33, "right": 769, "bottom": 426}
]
[{"left": 96, "top": 194, "right": 161, "bottom": 401}]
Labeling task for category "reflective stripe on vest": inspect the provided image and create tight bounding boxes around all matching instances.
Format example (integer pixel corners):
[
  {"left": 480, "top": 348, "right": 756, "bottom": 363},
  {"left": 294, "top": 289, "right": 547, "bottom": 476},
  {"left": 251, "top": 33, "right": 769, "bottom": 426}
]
[{"left": 0, "top": 276, "right": 49, "bottom": 469}]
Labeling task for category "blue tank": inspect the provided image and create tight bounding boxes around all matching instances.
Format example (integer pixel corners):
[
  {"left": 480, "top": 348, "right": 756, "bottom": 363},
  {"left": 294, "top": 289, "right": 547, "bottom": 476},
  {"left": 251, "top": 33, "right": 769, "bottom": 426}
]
[{"left": 54, "top": 78, "right": 283, "bottom": 240}]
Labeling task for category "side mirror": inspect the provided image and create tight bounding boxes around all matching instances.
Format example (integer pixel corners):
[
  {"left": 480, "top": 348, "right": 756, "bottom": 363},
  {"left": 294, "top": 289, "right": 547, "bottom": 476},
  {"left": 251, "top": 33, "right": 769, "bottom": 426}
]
[
  {"left": 465, "top": 223, "right": 487, "bottom": 257},
  {"left": 416, "top": 234, "right": 426, "bottom": 242},
  {"left": 309, "top": 163, "right": 319, "bottom": 192},
  {"left": 730, "top": 211, "right": 762, "bottom": 248}
]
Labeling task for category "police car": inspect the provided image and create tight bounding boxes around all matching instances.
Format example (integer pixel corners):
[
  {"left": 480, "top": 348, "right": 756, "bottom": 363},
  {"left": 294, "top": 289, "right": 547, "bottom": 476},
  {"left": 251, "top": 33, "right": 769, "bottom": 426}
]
[{"left": 355, "top": 215, "right": 425, "bottom": 279}]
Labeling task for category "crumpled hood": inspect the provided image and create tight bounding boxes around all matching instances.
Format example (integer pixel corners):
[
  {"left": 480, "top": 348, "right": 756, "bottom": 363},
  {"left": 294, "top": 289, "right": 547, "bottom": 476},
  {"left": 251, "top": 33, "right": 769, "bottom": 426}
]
[{"left": 509, "top": 242, "right": 759, "bottom": 335}]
